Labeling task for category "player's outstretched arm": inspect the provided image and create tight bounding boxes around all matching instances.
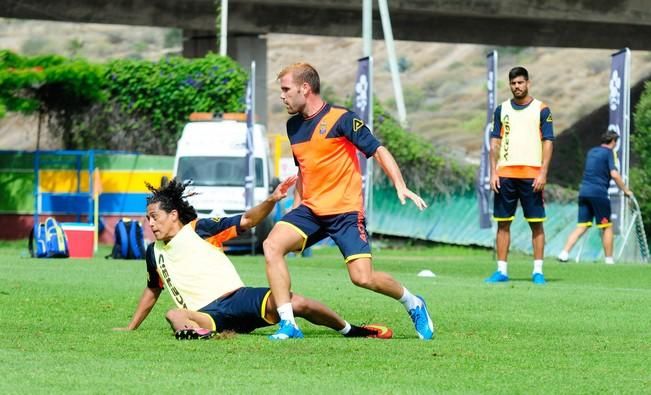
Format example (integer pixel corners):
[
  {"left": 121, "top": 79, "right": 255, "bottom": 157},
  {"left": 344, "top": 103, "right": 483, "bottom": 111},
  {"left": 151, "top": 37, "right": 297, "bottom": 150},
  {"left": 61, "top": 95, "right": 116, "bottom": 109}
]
[
  {"left": 610, "top": 170, "right": 633, "bottom": 196},
  {"left": 373, "top": 146, "right": 427, "bottom": 210},
  {"left": 240, "top": 175, "right": 298, "bottom": 230},
  {"left": 113, "top": 287, "right": 162, "bottom": 331}
]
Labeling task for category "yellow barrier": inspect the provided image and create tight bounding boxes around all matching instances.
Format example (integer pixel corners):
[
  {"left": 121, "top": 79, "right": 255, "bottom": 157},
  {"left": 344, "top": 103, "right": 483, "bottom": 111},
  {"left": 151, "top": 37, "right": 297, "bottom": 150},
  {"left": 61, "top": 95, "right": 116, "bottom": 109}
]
[
  {"left": 269, "top": 133, "right": 290, "bottom": 178},
  {"left": 39, "top": 170, "right": 173, "bottom": 193}
]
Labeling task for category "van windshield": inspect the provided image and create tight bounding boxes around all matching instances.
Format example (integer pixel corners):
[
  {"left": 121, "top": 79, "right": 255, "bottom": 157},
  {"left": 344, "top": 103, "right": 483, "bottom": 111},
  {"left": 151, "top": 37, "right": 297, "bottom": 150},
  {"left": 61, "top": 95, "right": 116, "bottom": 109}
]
[{"left": 177, "top": 157, "right": 264, "bottom": 187}]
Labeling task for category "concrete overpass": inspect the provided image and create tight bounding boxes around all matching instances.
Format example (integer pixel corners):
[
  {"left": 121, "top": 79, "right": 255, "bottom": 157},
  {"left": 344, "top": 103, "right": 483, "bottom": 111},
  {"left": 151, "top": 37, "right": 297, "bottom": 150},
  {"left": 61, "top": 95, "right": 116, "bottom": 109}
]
[
  {"left": 4, "top": 0, "right": 651, "bottom": 49},
  {"left": 4, "top": 0, "right": 651, "bottom": 121}
]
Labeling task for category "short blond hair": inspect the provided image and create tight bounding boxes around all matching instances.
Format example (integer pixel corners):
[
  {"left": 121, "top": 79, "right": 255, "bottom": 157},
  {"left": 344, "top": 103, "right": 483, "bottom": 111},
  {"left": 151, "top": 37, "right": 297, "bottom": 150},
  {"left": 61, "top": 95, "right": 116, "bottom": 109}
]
[{"left": 277, "top": 63, "right": 320, "bottom": 94}]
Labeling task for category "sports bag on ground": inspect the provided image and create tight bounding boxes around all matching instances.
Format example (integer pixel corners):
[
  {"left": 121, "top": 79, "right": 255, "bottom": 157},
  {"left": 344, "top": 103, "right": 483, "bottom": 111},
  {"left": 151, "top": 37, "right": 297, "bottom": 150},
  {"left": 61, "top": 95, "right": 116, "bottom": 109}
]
[
  {"left": 108, "top": 218, "right": 145, "bottom": 259},
  {"left": 28, "top": 217, "right": 69, "bottom": 258}
]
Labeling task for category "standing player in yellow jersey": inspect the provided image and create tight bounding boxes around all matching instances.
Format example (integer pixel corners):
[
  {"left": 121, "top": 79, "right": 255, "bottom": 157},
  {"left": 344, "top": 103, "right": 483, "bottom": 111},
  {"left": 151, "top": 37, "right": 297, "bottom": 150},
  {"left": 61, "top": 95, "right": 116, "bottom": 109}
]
[
  {"left": 114, "top": 178, "right": 389, "bottom": 340},
  {"left": 263, "top": 62, "right": 434, "bottom": 340},
  {"left": 486, "top": 66, "right": 554, "bottom": 285}
]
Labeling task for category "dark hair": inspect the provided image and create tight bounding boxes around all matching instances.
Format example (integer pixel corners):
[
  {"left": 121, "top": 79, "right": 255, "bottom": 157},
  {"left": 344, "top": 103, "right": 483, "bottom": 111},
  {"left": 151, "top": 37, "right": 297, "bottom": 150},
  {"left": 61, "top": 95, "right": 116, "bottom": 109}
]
[
  {"left": 277, "top": 63, "right": 321, "bottom": 94},
  {"left": 145, "top": 178, "right": 197, "bottom": 225},
  {"left": 508, "top": 66, "right": 529, "bottom": 81},
  {"left": 600, "top": 130, "right": 619, "bottom": 144}
]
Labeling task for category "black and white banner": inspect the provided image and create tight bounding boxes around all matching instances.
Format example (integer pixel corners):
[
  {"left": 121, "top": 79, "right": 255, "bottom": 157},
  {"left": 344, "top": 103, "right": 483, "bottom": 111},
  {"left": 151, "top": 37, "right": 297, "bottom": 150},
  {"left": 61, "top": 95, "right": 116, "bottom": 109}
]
[
  {"left": 477, "top": 51, "right": 497, "bottom": 229},
  {"left": 608, "top": 48, "right": 630, "bottom": 233},
  {"left": 353, "top": 56, "right": 372, "bottom": 210},
  {"left": 244, "top": 61, "right": 256, "bottom": 211}
]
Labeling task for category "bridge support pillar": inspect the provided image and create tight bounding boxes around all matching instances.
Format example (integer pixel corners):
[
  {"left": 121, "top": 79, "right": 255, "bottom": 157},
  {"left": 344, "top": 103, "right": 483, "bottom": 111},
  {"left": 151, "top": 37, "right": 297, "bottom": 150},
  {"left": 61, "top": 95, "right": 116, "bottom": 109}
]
[{"left": 183, "top": 31, "right": 268, "bottom": 126}]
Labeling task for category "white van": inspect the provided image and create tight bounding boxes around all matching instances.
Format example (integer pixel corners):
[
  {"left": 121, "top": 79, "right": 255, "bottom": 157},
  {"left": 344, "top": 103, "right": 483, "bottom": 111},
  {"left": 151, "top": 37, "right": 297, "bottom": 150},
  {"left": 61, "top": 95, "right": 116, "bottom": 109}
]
[{"left": 172, "top": 113, "right": 278, "bottom": 251}]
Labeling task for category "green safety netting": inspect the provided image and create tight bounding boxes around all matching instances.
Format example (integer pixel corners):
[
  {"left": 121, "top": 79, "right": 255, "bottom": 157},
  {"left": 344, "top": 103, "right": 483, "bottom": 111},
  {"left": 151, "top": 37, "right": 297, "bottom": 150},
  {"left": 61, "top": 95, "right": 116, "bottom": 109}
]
[{"left": 369, "top": 185, "right": 646, "bottom": 263}]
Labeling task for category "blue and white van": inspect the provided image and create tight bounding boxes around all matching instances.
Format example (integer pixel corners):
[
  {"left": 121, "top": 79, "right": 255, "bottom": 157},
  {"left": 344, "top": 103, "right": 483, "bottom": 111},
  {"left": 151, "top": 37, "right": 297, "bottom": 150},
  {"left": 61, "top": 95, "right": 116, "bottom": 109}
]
[{"left": 173, "top": 114, "right": 277, "bottom": 251}]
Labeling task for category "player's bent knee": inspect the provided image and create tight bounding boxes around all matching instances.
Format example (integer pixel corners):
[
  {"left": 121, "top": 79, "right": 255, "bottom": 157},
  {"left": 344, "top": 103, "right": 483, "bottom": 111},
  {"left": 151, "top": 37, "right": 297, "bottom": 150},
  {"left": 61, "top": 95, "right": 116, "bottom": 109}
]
[
  {"left": 264, "top": 236, "right": 300, "bottom": 261},
  {"left": 290, "top": 294, "right": 310, "bottom": 313},
  {"left": 262, "top": 237, "right": 282, "bottom": 259},
  {"left": 350, "top": 274, "right": 375, "bottom": 290}
]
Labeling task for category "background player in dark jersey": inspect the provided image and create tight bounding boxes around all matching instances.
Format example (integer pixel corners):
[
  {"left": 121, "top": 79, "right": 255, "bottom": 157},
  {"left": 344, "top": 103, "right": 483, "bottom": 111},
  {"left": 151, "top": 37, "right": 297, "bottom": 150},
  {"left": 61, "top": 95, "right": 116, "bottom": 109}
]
[
  {"left": 263, "top": 62, "right": 434, "bottom": 341},
  {"left": 114, "top": 177, "right": 388, "bottom": 340},
  {"left": 557, "top": 131, "right": 632, "bottom": 264}
]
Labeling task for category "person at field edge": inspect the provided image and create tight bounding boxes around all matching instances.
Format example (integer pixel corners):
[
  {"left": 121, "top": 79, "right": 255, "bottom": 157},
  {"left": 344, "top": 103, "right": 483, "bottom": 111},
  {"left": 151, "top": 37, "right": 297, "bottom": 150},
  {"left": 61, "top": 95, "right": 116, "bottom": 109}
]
[
  {"left": 262, "top": 62, "right": 434, "bottom": 340},
  {"left": 486, "top": 66, "right": 554, "bottom": 285},
  {"left": 114, "top": 177, "right": 389, "bottom": 340},
  {"left": 557, "top": 131, "right": 633, "bottom": 264}
]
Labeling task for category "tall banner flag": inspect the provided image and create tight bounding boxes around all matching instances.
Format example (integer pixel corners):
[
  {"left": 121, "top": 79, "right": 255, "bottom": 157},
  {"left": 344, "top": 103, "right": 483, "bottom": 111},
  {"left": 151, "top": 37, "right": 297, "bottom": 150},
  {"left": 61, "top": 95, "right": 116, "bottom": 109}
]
[
  {"left": 608, "top": 48, "right": 630, "bottom": 234},
  {"left": 353, "top": 56, "right": 373, "bottom": 212},
  {"left": 244, "top": 61, "right": 256, "bottom": 211},
  {"left": 477, "top": 51, "right": 497, "bottom": 228}
]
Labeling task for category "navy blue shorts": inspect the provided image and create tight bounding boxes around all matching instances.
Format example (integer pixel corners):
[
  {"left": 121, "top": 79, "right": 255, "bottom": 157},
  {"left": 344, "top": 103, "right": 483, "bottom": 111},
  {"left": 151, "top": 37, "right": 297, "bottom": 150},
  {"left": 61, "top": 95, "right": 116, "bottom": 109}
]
[
  {"left": 577, "top": 196, "right": 612, "bottom": 228},
  {"left": 493, "top": 177, "right": 545, "bottom": 222},
  {"left": 279, "top": 204, "right": 371, "bottom": 263},
  {"left": 198, "top": 287, "right": 274, "bottom": 333}
]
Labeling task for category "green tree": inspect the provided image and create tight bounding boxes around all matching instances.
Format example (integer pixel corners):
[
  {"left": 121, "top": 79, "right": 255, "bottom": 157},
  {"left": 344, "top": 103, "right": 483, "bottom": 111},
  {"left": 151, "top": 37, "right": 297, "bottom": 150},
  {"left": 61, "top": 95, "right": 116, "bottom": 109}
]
[
  {"left": 372, "top": 101, "right": 474, "bottom": 194},
  {"left": 0, "top": 50, "right": 105, "bottom": 147},
  {"left": 1, "top": 51, "right": 247, "bottom": 154},
  {"left": 88, "top": 53, "right": 246, "bottom": 154},
  {"left": 631, "top": 81, "right": 651, "bottom": 241}
]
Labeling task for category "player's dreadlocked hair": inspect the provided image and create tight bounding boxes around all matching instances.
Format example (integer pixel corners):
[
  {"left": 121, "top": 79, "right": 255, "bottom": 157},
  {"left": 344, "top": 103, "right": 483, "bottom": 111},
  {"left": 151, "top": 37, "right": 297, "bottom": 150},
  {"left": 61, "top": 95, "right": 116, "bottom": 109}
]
[{"left": 145, "top": 178, "right": 198, "bottom": 225}]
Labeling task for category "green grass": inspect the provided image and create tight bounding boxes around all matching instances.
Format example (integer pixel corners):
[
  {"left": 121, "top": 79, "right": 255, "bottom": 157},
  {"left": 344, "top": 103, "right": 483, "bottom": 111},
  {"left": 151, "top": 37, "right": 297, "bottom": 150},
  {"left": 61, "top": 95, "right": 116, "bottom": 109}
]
[{"left": 1, "top": 240, "right": 650, "bottom": 394}]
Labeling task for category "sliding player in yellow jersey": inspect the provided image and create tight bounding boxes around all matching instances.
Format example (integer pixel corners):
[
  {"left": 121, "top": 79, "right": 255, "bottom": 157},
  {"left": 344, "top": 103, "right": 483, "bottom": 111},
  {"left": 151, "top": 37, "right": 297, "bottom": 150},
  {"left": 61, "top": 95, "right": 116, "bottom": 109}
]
[{"left": 115, "top": 177, "right": 389, "bottom": 340}]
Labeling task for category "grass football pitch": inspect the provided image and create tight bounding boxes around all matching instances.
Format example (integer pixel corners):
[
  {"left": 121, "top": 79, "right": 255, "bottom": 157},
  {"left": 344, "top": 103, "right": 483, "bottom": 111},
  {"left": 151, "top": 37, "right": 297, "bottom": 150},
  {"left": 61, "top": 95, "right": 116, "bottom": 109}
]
[{"left": 1, "top": 240, "right": 650, "bottom": 394}]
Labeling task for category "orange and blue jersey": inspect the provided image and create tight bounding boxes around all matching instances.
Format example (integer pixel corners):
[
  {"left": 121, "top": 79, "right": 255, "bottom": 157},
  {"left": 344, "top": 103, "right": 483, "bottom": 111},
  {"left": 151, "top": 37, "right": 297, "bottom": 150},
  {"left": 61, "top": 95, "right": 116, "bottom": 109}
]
[
  {"left": 192, "top": 216, "right": 242, "bottom": 249},
  {"left": 490, "top": 99, "right": 554, "bottom": 179},
  {"left": 287, "top": 103, "right": 381, "bottom": 216}
]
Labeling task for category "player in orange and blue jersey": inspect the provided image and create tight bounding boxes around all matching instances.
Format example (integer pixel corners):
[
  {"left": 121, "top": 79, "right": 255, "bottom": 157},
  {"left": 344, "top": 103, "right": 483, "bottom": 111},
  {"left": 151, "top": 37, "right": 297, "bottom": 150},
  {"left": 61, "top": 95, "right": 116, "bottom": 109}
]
[
  {"left": 263, "top": 63, "right": 434, "bottom": 340},
  {"left": 114, "top": 178, "right": 389, "bottom": 340}
]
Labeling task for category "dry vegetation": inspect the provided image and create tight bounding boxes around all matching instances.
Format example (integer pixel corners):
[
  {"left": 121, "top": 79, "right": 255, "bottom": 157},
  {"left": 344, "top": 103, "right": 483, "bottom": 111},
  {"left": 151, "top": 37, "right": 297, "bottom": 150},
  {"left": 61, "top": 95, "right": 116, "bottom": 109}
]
[
  {"left": 3, "top": 19, "right": 651, "bottom": 162},
  {"left": 268, "top": 34, "right": 651, "bottom": 161}
]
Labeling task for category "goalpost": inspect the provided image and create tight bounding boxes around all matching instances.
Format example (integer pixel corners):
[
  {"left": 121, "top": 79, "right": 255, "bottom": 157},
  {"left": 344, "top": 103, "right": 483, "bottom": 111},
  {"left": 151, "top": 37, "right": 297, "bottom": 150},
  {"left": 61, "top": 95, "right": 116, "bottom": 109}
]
[
  {"left": 616, "top": 195, "right": 650, "bottom": 263},
  {"left": 574, "top": 196, "right": 649, "bottom": 263}
]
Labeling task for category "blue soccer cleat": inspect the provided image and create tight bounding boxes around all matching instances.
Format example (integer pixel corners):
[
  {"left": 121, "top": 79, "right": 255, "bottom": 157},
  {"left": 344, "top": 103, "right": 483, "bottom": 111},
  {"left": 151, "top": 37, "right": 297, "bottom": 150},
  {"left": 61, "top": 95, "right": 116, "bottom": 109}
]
[
  {"left": 268, "top": 320, "right": 304, "bottom": 340},
  {"left": 485, "top": 271, "right": 509, "bottom": 283},
  {"left": 532, "top": 272, "right": 546, "bottom": 285},
  {"left": 408, "top": 296, "right": 435, "bottom": 340}
]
